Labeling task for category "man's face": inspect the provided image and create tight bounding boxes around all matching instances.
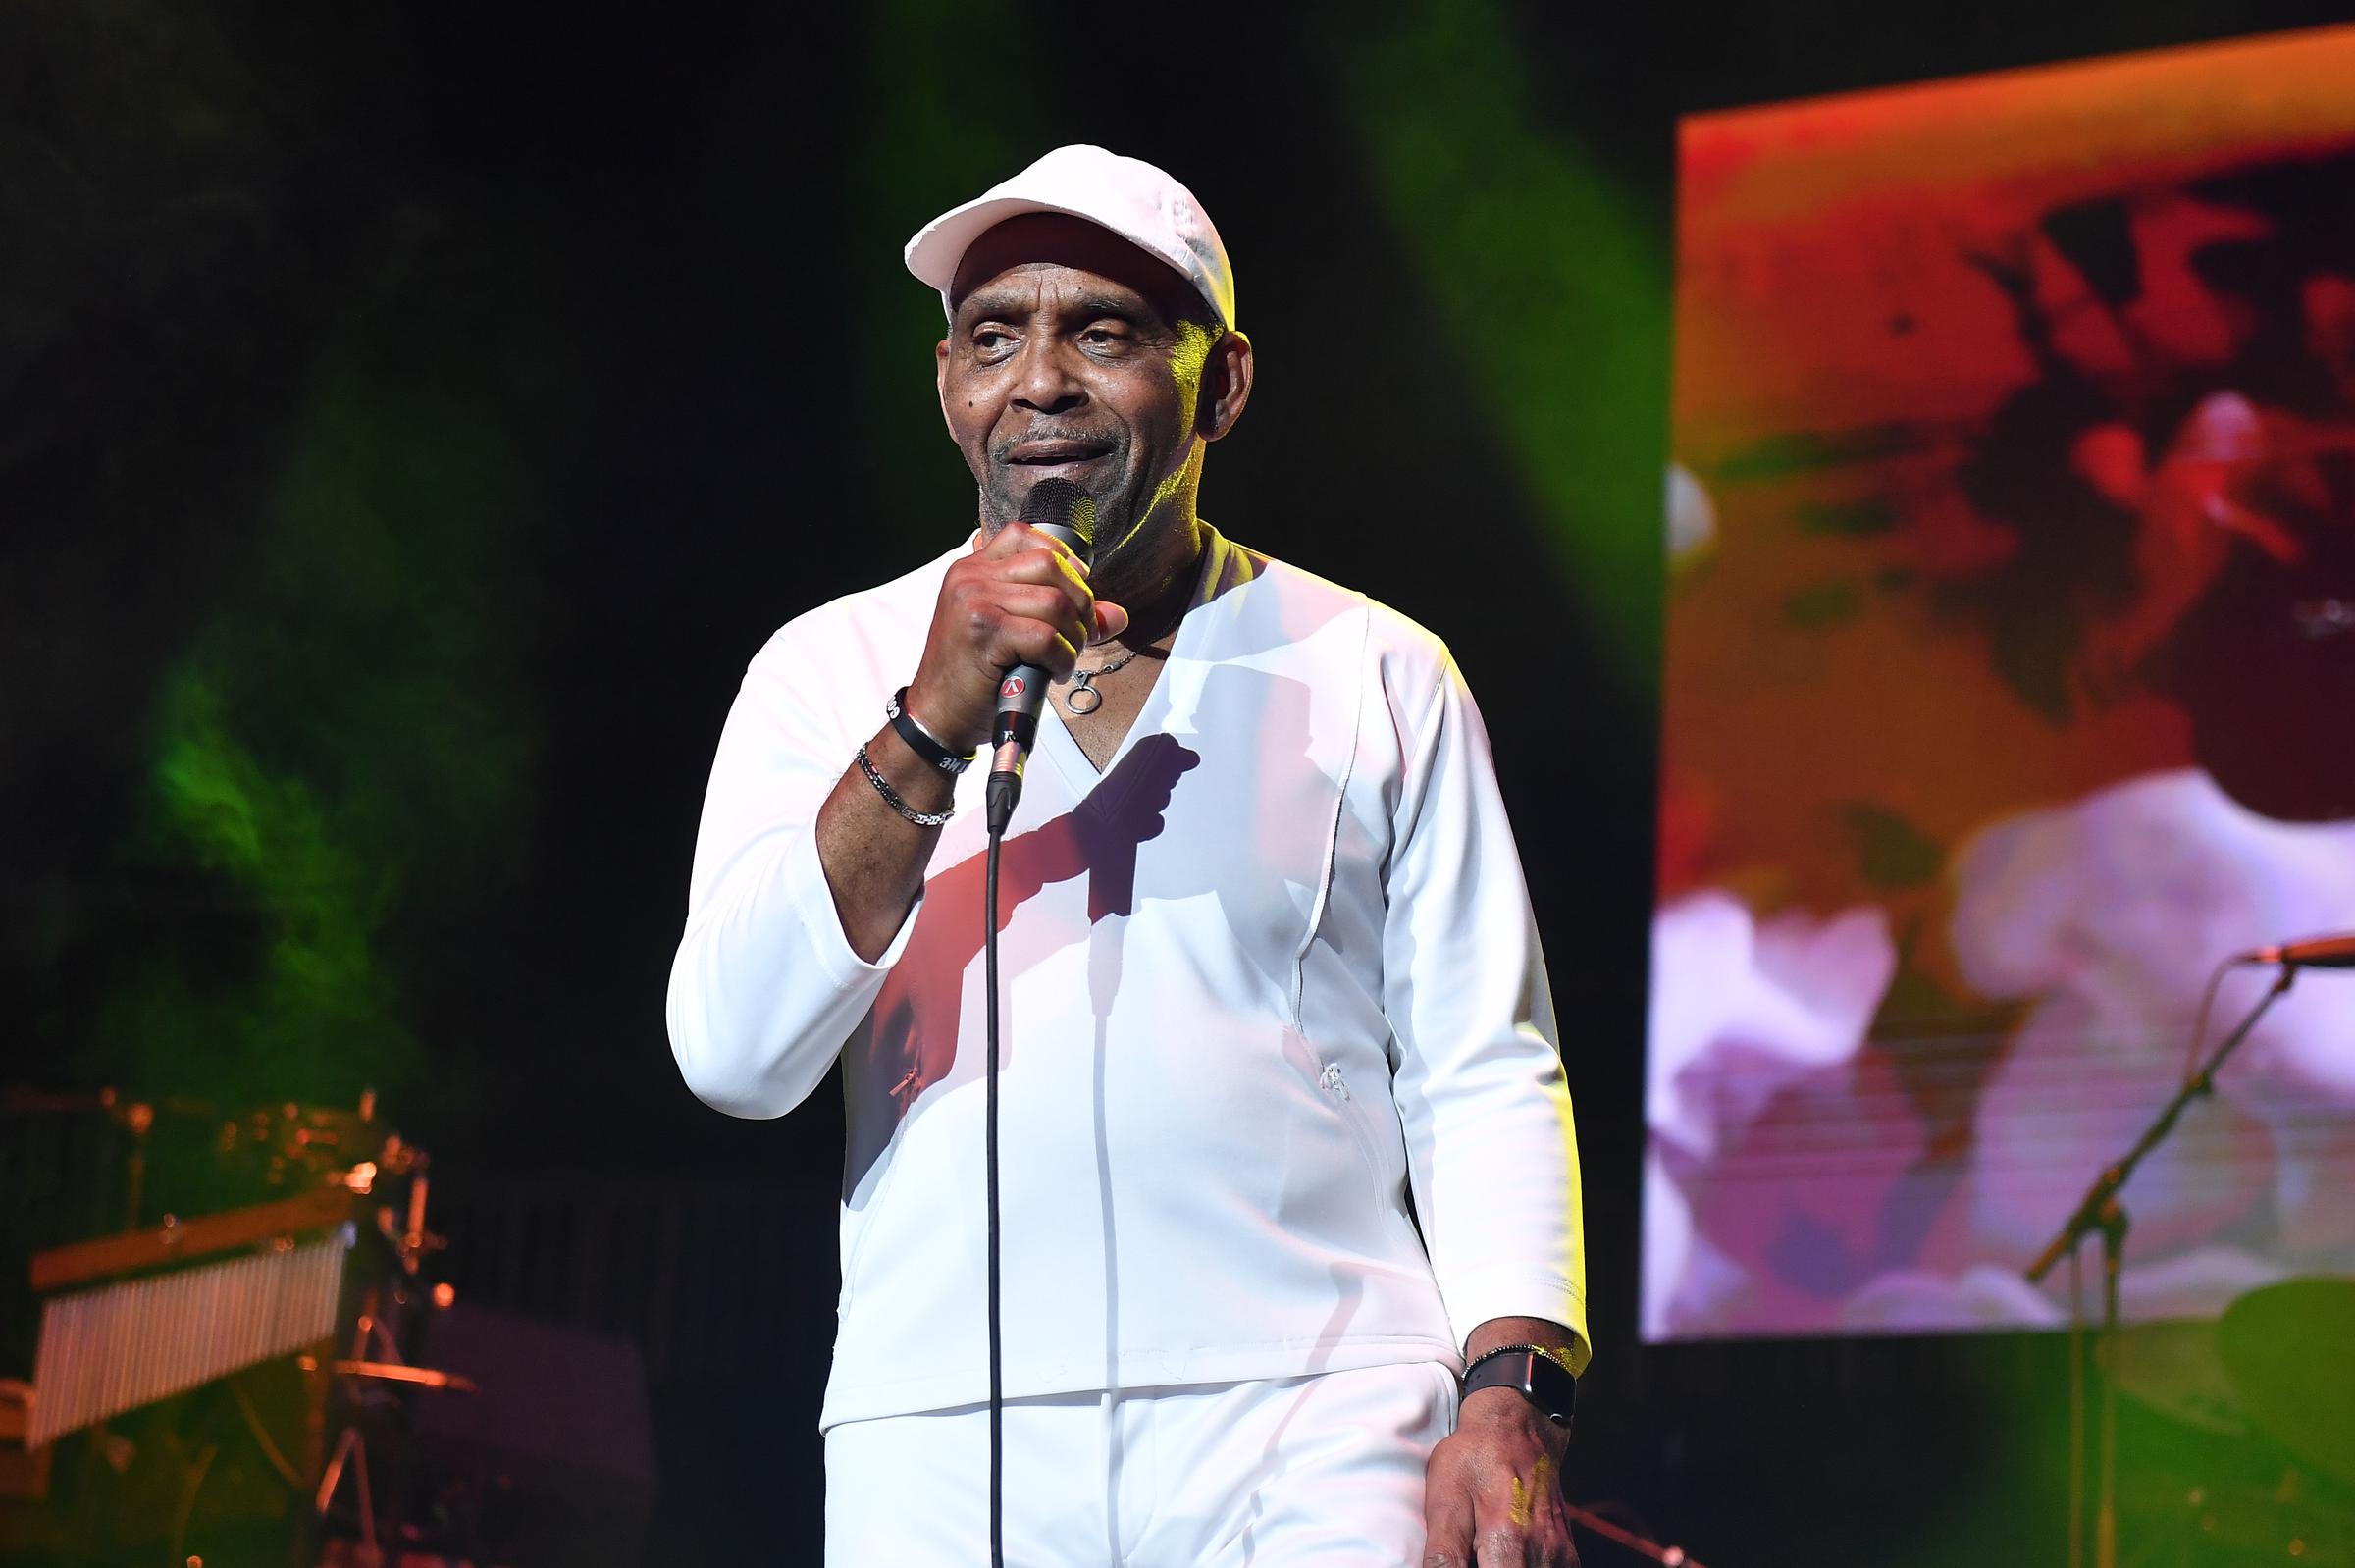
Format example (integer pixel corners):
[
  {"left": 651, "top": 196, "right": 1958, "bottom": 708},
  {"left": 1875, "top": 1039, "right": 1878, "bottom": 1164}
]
[{"left": 938, "top": 214, "right": 1222, "bottom": 565}]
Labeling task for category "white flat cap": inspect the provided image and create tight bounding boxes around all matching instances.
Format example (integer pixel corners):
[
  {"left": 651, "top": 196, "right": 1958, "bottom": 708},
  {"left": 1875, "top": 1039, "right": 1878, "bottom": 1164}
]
[{"left": 903, "top": 144, "right": 1235, "bottom": 330}]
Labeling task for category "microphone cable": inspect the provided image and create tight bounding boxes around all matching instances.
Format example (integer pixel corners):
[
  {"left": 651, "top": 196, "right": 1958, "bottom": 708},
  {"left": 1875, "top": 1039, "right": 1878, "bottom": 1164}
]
[{"left": 984, "top": 821, "right": 1007, "bottom": 1568}]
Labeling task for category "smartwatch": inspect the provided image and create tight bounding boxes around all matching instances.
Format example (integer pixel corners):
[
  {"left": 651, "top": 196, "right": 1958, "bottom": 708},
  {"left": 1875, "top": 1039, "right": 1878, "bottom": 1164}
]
[{"left": 1460, "top": 1344, "right": 1579, "bottom": 1429}]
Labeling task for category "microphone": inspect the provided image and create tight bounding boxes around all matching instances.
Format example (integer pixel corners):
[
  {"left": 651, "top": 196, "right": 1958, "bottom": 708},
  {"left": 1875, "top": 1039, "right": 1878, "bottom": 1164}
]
[
  {"left": 2246, "top": 934, "right": 2355, "bottom": 968},
  {"left": 986, "top": 478, "right": 1096, "bottom": 835}
]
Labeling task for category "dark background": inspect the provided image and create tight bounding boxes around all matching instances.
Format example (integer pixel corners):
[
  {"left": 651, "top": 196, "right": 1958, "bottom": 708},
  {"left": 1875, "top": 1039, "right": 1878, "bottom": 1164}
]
[{"left": 6, "top": 1, "right": 2349, "bottom": 1562}]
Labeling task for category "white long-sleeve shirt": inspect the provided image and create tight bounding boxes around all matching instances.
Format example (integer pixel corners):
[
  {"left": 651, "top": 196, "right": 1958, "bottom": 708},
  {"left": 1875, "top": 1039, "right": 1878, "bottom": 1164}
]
[{"left": 668, "top": 526, "right": 1586, "bottom": 1428}]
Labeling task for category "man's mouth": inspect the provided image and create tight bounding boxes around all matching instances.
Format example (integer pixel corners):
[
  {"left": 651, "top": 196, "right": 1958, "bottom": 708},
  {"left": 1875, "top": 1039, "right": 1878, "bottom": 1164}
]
[{"left": 1004, "top": 440, "right": 1115, "bottom": 468}]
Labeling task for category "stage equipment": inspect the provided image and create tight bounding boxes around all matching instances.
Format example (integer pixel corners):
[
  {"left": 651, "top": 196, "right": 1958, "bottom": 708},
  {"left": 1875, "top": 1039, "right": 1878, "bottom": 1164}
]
[
  {"left": 2219, "top": 1277, "right": 2355, "bottom": 1490},
  {"left": 19, "top": 1187, "right": 352, "bottom": 1449},
  {"left": 2126, "top": 1470, "right": 2351, "bottom": 1566},
  {"left": 2091, "top": 1299, "right": 2345, "bottom": 1553},
  {"left": 2102, "top": 1303, "right": 2355, "bottom": 1564},
  {"left": 2244, "top": 933, "right": 2355, "bottom": 968},
  {"left": 404, "top": 1304, "right": 654, "bottom": 1568},
  {"left": 1, "top": 1089, "right": 447, "bottom": 1565},
  {"left": 2112, "top": 1318, "right": 2247, "bottom": 1437},
  {"left": 2025, "top": 943, "right": 2346, "bottom": 1568}
]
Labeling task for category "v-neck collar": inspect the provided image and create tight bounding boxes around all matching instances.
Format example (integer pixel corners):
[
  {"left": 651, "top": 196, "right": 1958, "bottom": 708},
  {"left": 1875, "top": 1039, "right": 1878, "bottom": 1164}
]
[{"left": 1035, "top": 522, "right": 1243, "bottom": 797}]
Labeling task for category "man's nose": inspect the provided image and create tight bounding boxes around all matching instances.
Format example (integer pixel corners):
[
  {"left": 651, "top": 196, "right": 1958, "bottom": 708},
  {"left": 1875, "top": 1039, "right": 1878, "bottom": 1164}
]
[{"left": 1010, "top": 339, "right": 1086, "bottom": 416}]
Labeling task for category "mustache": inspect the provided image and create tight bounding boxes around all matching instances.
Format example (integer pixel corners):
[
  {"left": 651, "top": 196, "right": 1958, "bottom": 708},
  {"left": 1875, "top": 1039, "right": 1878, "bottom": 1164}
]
[{"left": 988, "top": 427, "right": 1125, "bottom": 464}]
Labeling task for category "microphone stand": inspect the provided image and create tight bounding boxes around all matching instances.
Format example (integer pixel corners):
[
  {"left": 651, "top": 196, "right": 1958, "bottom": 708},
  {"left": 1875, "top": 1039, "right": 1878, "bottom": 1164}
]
[{"left": 2022, "top": 961, "right": 2299, "bottom": 1568}]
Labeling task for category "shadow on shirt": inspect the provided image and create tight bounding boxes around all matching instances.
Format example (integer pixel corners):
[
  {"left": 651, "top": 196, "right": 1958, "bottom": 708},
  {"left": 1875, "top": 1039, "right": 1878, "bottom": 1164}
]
[{"left": 844, "top": 732, "right": 1202, "bottom": 1195}]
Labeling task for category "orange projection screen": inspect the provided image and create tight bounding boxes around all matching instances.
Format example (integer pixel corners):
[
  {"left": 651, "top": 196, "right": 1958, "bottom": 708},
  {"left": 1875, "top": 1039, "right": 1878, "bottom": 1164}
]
[{"left": 1648, "top": 26, "right": 2355, "bottom": 1340}]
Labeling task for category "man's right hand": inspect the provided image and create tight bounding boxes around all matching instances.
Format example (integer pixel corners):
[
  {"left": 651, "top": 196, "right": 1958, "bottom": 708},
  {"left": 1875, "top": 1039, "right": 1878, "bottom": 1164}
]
[{"left": 902, "top": 524, "right": 1129, "bottom": 752}]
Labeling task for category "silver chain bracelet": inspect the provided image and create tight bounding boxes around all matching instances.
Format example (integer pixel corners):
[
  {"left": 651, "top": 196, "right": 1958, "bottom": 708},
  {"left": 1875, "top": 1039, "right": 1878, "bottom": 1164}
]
[{"left": 856, "top": 744, "right": 954, "bottom": 827}]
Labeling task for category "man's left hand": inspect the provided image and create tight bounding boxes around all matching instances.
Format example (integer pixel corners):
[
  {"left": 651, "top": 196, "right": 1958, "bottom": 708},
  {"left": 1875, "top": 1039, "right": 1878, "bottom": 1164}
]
[{"left": 1422, "top": 1386, "right": 1580, "bottom": 1568}]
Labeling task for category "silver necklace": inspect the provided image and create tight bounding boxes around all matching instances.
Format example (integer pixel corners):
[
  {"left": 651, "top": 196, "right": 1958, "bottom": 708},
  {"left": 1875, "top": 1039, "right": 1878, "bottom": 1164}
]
[{"left": 1062, "top": 647, "right": 1141, "bottom": 714}]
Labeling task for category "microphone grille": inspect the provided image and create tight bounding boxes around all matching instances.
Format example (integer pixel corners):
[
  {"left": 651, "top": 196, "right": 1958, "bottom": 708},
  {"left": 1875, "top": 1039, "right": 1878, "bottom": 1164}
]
[{"left": 1019, "top": 478, "right": 1096, "bottom": 555}]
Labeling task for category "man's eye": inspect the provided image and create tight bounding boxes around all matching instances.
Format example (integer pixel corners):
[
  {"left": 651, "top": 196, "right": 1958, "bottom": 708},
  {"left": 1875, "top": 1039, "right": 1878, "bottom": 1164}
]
[{"left": 972, "top": 330, "right": 1013, "bottom": 355}]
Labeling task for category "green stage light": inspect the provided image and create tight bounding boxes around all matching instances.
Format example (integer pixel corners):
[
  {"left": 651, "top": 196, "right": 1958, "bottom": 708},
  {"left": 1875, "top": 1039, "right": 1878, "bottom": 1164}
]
[{"left": 1328, "top": 0, "right": 1666, "bottom": 696}]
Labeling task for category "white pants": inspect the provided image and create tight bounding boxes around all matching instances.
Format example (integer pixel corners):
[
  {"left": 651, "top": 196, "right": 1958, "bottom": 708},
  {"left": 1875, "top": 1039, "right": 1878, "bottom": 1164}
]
[{"left": 823, "top": 1361, "right": 1459, "bottom": 1566}]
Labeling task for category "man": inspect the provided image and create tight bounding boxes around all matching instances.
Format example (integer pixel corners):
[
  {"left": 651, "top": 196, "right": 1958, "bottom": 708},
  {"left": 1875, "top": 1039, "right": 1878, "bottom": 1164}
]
[{"left": 668, "top": 145, "right": 1587, "bottom": 1566}]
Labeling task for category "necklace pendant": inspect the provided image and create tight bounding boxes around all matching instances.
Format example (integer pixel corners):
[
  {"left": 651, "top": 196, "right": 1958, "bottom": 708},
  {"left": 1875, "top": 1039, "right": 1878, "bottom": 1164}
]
[{"left": 1061, "top": 645, "right": 1139, "bottom": 716}]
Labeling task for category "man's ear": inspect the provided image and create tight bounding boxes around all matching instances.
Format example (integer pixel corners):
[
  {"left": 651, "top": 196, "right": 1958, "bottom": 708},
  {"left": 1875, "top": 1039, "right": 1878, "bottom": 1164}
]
[
  {"left": 936, "top": 338, "right": 956, "bottom": 440},
  {"left": 1198, "top": 330, "right": 1254, "bottom": 443}
]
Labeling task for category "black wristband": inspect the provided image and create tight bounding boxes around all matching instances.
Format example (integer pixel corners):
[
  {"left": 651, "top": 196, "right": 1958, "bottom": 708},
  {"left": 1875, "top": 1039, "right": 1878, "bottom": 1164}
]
[
  {"left": 886, "top": 686, "right": 974, "bottom": 775},
  {"left": 1460, "top": 1344, "right": 1579, "bottom": 1429}
]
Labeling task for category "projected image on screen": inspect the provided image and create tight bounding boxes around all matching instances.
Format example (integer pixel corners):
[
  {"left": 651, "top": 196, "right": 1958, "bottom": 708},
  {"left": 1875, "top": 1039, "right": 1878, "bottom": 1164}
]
[{"left": 1649, "top": 26, "right": 2355, "bottom": 1341}]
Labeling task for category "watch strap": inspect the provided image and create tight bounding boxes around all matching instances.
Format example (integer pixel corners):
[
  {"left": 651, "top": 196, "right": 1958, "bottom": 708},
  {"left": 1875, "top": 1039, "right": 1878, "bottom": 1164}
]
[{"left": 1460, "top": 1344, "right": 1579, "bottom": 1429}]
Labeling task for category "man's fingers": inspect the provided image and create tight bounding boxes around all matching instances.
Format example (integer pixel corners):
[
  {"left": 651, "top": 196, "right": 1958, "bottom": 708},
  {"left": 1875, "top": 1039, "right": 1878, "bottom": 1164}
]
[
  {"left": 943, "top": 563, "right": 1088, "bottom": 641},
  {"left": 988, "top": 546, "right": 1094, "bottom": 630},
  {"left": 1490, "top": 1487, "right": 1579, "bottom": 1567},
  {"left": 1484, "top": 1521, "right": 1538, "bottom": 1568},
  {"left": 1537, "top": 1498, "right": 1582, "bottom": 1568},
  {"left": 975, "top": 519, "right": 1037, "bottom": 556},
  {"left": 988, "top": 619, "right": 1080, "bottom": 680},
  {"left": 1421, "top": 1482, "right": 1476, "bottom": 1568},
  {"left": 1428, "top": 1469, "right": 1558, "bottom": 1568},
  {"left": 1468, "top": 1472, "right": 1545, "bottom": 1568},
  {"left": 1093, "top": 601, "right": 1130, "bottom": 641},
  {"left": 995, "top": 535, "right": 1090, "bottom": 591},
  {"left": 981, "top": 520, "right": 1085, "bottom": 576},
  {"left": 992, "top": 589, "right": 1092, "bottom": 663},
  {"left": 1472, "top": 1514, "right": 1523, "bottom": 1568},
  {"left": 996, "top": 583, "right": 1090, "bottom": 633}
]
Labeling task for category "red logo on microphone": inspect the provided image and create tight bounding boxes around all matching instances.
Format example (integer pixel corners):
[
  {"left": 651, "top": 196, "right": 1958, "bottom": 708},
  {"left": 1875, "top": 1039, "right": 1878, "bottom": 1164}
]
[{"left": 999, "top": 675, "right": 1026, "bottom": 698}]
